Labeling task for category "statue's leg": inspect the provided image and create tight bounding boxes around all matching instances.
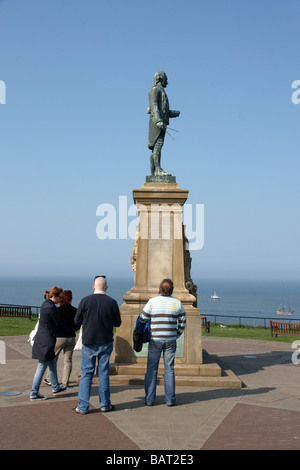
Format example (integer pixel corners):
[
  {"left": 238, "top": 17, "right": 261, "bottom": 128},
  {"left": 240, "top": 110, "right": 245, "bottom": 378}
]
[
  {"left": 153, "top": 135, "right": 165, "bottom": 176},
  {"left": 150, "top": 153, "right": 155, "bottom": 175},
  {"left": 153, "top": 149, "right": 161, "bottom": 176}
]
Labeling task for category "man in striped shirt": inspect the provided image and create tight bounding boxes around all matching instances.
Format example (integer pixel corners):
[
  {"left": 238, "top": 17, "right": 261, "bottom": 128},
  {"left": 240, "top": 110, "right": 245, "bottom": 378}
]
[{"left": 140, "top": 278, "right": 186, "bottom": 406}]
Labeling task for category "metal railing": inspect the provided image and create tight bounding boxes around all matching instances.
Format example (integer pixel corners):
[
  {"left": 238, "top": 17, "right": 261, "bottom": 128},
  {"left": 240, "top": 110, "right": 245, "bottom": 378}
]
[
  {"left": 0, "top": 303, "right": 40, "bottom": 317},
  {"left": 1, "top": 303, "right": 299, "bottom": 329}
]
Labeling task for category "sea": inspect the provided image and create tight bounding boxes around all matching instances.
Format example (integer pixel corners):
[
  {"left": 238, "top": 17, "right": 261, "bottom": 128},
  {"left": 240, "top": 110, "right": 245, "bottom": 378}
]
[{"left": 0, "top": 275, "right": 299, "bottom": 328}]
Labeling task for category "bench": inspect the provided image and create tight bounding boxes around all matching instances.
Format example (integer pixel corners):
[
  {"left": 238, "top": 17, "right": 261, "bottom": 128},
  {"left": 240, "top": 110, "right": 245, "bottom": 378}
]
[
  {"left": 270, "top": 320, "right": 300, "bottom": 337},
  {"left": 0, "top": 305, "right": 32, "bottom": 320},
  {"left": 201, "top": 316, "right": 210, "bottom": 333}
]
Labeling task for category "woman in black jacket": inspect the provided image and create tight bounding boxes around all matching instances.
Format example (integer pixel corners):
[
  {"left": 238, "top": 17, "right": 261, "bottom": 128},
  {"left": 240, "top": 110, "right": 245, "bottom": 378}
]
[
  {"left": 44, "top": 290, "right": 77, "bottom": 388},
  {"left": 30, "top": 286, "right": 67, "bottom": 400}
]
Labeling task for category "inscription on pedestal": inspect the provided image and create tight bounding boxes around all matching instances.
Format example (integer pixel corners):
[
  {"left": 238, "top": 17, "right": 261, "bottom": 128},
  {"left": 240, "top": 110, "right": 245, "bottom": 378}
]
[{"left": 148, "top": 239, "right": 172, "bottom": 288}]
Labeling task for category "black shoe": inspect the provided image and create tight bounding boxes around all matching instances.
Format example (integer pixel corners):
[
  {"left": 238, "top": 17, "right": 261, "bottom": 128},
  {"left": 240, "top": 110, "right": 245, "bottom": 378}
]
[
  {"left": 52, "top": 386, "right": 68, "bottom": 394},
  {"left": 43, "top": 378, "right": 51, "bottom": 386}
]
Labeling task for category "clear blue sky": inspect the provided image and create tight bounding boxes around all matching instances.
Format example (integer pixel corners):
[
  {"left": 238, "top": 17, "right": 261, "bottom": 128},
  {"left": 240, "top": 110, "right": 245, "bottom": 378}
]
[{"left": 0, "top": 0, "right": 299, "bottom": 281}]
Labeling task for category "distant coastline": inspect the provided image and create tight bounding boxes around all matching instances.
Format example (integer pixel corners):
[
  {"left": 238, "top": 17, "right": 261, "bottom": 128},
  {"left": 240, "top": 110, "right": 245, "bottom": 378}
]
[{"left": 0, "top": 277, "right": 299, "bottom": 324}]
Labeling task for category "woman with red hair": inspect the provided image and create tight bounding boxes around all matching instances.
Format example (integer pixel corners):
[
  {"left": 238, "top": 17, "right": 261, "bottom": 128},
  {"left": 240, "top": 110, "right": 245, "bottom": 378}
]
[
  {"left": 44, "top": 290, "right": 77, "bottom": 389},
  {"left": 30, "top": 286, "right": 67, "bottom": 400}
]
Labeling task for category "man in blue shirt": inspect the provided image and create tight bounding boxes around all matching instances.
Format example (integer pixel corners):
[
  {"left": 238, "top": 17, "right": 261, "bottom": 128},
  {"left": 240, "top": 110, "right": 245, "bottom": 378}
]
[{"left": 140, "top": 278, "right": 186, "bottom": 406}]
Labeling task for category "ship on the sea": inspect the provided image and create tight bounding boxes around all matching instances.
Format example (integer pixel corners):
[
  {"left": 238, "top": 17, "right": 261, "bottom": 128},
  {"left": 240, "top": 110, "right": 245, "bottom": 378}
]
[
  {"left": 210, "top": 291, "right": 220, "bottom": 300},
  {"left": 276, "top": 305, "right": 293, "bottom": 316}
]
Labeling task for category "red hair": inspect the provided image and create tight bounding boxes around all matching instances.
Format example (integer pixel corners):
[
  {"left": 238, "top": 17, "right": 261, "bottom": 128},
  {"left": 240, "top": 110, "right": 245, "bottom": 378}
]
[
  {"left": 60, "top": 290, "right": 73, "bottom": 305},
  {"left": 44, "top": 286, "right": 63, "bottom": 300}
]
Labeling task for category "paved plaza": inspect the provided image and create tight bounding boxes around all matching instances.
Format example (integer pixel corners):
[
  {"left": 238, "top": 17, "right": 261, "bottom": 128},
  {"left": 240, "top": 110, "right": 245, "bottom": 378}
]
[{"left": 0, "top": 334, "right": 299, "bottom": 451}]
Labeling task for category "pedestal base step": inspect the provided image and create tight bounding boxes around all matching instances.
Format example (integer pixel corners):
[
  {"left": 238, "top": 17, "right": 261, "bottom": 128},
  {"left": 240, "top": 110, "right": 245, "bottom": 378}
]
[
  {"left": 109, "top": 363, "right": 221, "bottom": 377},
  {"left": 106, "top": 373, "right": 241, "bottom": 388},
  {"left": 83, "top": 362, "right": 242, "bottom": 388}
]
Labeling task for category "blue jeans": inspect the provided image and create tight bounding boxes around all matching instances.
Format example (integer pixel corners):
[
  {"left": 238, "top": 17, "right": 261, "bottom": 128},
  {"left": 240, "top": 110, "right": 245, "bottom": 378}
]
[
  {"left": 145, "top": 339, "right": 176, "bottom": 405},
  {"left": 30, "top": 358, "right": 60, "bottom": 397},
  {"left": 78, "top": 342, "right": 113, "bottom": 412}
]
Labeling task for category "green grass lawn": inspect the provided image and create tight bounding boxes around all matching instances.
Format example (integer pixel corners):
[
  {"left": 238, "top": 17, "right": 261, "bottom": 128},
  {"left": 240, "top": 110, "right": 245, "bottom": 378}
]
[
  {"left": 0, "top": 316, "right": 299, "bottom": 344},
  {"left": 202, "top": 323, "right": 299, "bottom": 343},
  {"left": 0, "top": 316, "right": 38, "bottom": 336}
]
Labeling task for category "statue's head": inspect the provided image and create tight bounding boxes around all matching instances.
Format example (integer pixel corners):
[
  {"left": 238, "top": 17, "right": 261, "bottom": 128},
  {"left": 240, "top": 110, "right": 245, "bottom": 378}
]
[{"left": 153, "top": 71, "right": 168, "bottom": 87}]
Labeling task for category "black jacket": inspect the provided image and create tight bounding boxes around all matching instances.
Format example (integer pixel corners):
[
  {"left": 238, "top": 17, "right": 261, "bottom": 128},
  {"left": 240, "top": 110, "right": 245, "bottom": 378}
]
[
  {"left": 74, "top": 293, "right": 121, "bottom": 345},
  {"left": 56, "top": 304, "right": 77, "bottom": 338},
  {"left": 32, "top": 299, "right": 60, "bottom": 361}
]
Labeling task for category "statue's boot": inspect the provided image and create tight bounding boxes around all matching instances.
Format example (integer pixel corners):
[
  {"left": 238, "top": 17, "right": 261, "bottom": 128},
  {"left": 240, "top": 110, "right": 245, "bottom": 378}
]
[
  {"left": 154, "top": 167, "right": 170, "bottom": 176},
  {"left": 153, "top": 153, "right": 161, "bottom": 176},
  {"left": 153, "top": 151, "right": 170, "bottom": 176}
]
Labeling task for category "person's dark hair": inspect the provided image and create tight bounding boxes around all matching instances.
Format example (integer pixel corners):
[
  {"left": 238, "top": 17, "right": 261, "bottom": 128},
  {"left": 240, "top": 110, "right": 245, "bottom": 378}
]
[
  {"left": 60, "top": 290, "right": 72, "bottom": 305},
  {"left": 159, "top": 278, "right": 173, "bottom": 296}
]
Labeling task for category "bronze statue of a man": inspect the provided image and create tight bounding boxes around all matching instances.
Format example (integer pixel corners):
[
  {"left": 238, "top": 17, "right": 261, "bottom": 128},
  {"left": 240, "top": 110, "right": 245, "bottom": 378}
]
[{"left": 148, "top": 72, "right": 180, "bottom": 176}]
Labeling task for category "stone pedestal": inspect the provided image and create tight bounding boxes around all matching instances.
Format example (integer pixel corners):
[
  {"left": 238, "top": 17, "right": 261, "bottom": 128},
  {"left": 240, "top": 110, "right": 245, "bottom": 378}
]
[{"left": 115, "top": 181, "right": 202, "bottom": 366}]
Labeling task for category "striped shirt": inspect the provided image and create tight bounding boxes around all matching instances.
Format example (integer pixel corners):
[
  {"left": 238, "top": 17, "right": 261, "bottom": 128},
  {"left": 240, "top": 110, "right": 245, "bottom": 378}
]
[{"left": 140, "top": 295, "right": 186, "bottom": 341}]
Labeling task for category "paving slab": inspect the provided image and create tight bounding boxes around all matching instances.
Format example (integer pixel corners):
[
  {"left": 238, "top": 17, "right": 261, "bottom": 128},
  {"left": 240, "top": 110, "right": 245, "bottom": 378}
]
[{"left": 0, "top": 335, "right": 299, "bottom": 451}]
